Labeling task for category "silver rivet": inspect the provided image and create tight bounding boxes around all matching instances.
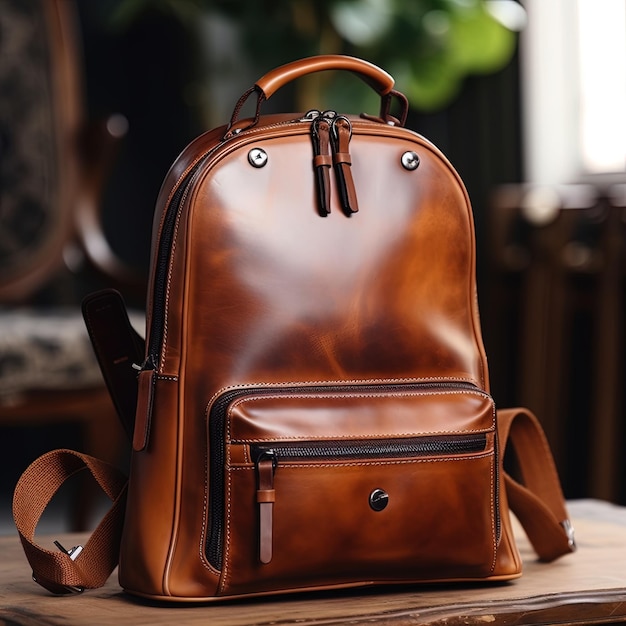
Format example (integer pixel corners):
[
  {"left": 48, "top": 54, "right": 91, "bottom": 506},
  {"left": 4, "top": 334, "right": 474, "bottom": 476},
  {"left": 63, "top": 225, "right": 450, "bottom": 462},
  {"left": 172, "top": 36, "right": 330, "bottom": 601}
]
[
  {"left": 369, "top": 488, "right": 389, "bottom": 512},
  {"left": 401, "top": 151, "right": 420, "bottom": 171},
  {"left": 248, "top": 148, "right": 268, "bottom": 168}
]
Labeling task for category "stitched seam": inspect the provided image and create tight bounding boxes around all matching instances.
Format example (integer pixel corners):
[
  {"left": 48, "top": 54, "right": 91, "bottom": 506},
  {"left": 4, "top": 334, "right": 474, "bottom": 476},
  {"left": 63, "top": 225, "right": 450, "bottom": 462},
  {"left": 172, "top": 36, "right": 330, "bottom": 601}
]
[
  {"left": 208, "top": 376, "right": 480, "bottom": 413},
  {"left": 160, "top": 183, "right": 188, "bottom": 368},
  {"left": 231, "top": 389, "right": 489, "bottom": 405},
  {"left": 219, "top": 444, "right": 234, "bottom": 593},
  {"left": 489, "top": 448, "right": 497, "bottom": 573},
  {"left": 232, "top": 432, "right": 490, "bottom": 443}
]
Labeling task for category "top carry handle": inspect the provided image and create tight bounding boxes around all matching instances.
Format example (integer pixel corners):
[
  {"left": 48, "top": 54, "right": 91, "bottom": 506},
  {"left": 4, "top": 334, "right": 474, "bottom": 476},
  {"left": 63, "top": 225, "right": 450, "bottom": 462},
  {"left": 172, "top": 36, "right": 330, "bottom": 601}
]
[
  {"left": 226, "top": 54, "right": 409, "bottom": 136},
  {"left": 255, "top": 55, "right": 395, "bottom": 99}
]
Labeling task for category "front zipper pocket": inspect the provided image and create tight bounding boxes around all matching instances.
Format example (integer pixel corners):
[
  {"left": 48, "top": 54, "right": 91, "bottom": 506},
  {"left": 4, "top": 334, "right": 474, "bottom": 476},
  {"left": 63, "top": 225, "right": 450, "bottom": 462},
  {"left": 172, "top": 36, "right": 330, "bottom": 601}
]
[
  {"left": 206, "top": 381, "right": 499, "bottom": 596},
  {"left": 251, "top": 433, "right": 488, "bottom": 565}
]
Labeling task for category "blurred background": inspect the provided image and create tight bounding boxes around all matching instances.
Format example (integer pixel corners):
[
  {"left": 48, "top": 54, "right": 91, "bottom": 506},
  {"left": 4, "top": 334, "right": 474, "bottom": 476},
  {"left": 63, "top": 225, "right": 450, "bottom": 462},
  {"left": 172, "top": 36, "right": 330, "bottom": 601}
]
[{"left": 0, "top": 0, "right": 624, "bottom": 533}]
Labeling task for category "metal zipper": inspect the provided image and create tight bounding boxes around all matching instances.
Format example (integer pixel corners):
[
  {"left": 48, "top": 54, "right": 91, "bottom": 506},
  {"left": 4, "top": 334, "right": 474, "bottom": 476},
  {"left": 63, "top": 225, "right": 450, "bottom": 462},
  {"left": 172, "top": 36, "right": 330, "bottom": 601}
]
[
  {"left": 205, "top": 380, "right": 493, "bottom": 569},
  {"left": 145, "top": 173, "right": 196, "bottom": 369},
  {"left": 250, "top": 433, "right": 487, "bottom": 464},
  {"left": 144, "top": 114, "right": 322, "bottom": 371}
]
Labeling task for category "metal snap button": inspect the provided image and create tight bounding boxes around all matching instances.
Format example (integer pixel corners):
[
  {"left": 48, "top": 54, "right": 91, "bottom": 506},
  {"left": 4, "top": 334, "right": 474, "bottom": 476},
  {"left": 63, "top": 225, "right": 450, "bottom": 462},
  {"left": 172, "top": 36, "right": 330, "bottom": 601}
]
[
  {"left": 369, "top": 488, "right": 389, "bottom": 511},
  {"left": 248, "top": 148, "right": 268, "bottom": 168},
  {"left": 401, "top": 151, "right": 420, "bottom": 171}
]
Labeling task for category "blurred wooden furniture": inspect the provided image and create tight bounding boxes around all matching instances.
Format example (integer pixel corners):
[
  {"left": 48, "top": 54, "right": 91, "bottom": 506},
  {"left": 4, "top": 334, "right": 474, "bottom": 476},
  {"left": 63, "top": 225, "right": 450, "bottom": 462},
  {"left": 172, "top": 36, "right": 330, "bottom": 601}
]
[
  {"left": 0, "top": 0, "right": 142, "bottom": 529},
  {"left": 486, "top": 183, "right": 625, "bottom": 504},
  {"left": 0, "top": 500, "right": 625, "bottom": 625}
]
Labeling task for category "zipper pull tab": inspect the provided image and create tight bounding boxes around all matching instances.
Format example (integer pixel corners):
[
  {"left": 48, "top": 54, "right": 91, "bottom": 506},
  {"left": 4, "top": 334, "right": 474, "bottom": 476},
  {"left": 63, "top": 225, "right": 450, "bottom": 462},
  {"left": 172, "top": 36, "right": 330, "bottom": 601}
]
[
  {"left": 311, "top": 116, "right": 332, "bottom": 216},
  {"left": 133, "top": 368, "right": 156, "bottom": 452},
  {"left": 256, "top": 450, "right": 277, "bottom": 564},
  {"left": 331, "top": 116, "right": 359, "bottom": 215}
]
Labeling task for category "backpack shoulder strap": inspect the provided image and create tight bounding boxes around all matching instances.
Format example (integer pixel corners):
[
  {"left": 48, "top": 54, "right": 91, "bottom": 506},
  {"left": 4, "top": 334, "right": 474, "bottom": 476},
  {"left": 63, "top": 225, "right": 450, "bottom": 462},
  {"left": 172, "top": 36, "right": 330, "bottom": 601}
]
[
  {"left": 498, "top": 407, "right": 576, "bottom": 561},
  {"left": 13, "top": 408, "right": 574, "bottom": 594}
]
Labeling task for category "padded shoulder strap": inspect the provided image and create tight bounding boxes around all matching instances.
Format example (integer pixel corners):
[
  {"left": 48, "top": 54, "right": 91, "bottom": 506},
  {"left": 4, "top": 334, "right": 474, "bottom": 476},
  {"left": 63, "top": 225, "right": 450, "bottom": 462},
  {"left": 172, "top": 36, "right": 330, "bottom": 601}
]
[
  {"left": 498, "top": 407, "right": 576, "bottom": 561},
  {"left": 13, "top": 408, "right": 574, "bottom": 595}
]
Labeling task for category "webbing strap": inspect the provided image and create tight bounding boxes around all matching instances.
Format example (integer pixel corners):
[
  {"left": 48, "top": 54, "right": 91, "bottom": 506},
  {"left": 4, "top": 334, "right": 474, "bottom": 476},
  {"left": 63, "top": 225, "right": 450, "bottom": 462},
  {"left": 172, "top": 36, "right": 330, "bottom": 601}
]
[
  {"left": 12, "top": 449, "right": 127, "bottom": 594},
  {"left": 498, "top": 407, "right": 576, "bottom": 561}
]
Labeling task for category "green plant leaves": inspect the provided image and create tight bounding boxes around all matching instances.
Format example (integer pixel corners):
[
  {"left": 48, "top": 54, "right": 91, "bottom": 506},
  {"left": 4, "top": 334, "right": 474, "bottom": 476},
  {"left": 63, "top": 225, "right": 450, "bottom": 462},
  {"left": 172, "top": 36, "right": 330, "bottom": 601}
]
[{"left": 111, "top": 0, "right": 520, "bottom": 112}]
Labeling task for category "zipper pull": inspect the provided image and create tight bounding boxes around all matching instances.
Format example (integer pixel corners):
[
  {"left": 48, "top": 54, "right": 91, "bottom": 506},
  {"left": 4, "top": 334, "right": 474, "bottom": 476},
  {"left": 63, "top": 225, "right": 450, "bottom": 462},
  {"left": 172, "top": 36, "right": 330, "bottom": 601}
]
[
  {"left": 133, "top": 367, "right": 156, "bottom": 452},
  {"left": 301, "top": 109, "right": 321, "bottom": 122},
  {"left": 256, "top": 450, "right": 277, "bottom": 564},
  {"left": 311, "top": 116, "right": 332, "bottom": 216},
  {"left": 331, "top": 115, "right": 359, "bottom": 215}
]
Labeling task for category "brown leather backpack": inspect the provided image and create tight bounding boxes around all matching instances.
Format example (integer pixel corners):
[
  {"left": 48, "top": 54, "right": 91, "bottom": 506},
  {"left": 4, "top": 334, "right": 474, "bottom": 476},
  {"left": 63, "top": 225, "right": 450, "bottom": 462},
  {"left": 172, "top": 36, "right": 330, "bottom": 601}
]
[{"left": 14, "top": 56, "right": 575, "bottom": 601}]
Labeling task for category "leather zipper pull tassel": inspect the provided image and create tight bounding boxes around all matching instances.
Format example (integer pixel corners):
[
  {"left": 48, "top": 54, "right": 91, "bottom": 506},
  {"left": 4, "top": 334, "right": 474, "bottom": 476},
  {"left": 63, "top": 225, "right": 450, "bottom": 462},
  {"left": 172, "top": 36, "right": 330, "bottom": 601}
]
[
  {"left": 256, "top": 451, "right": 276, "bottom": 564},
  {"left": 311, "top": 117, "right": 332, "bottom": 216},
  {"left": 331, "top": 116, "right": 359, "bottom": 215}
]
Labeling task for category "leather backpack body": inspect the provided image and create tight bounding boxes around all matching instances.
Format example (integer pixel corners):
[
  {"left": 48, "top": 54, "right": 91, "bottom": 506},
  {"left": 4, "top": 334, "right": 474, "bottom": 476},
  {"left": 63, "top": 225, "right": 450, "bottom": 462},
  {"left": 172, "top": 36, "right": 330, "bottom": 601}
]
[{"left": 14, "top": 56, "right": 575, "bottom": 601}]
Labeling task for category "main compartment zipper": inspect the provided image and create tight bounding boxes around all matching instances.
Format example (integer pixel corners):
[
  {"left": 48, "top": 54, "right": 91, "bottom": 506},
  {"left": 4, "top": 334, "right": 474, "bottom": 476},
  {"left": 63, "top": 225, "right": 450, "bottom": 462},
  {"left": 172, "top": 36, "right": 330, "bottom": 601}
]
[
  {"left": 146, "top": 111, "right": 359, "bottom": 370},
  {"left": 205, "top": 380, "right": 495, "bottom": 570}
]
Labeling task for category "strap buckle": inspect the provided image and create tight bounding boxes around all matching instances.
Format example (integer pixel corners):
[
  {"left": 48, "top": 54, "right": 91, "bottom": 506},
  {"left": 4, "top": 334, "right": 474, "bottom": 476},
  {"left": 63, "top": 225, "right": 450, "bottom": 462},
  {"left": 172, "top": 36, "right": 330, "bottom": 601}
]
[
  {"left": 31, "top": 541, "right": 85, "bottom": 594},
  {"left": 32, "top": 573, "right": 84, "bottom": 595},
  {"left": 53, "top": 540, "right": 84, "bottom": 561},
  {"left": 560, "top": 519, "right": 577, "bottom": 551}
]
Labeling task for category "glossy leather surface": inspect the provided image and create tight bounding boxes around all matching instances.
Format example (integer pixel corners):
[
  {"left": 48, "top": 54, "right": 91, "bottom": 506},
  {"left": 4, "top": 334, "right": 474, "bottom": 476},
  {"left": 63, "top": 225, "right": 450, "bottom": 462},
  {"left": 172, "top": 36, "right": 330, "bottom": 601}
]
[
  {"left": 179, "top": 126, "right": 486, "bottom": 387},
  {"left": 120, "top": 106, "right": 522, "bottom": 600}
]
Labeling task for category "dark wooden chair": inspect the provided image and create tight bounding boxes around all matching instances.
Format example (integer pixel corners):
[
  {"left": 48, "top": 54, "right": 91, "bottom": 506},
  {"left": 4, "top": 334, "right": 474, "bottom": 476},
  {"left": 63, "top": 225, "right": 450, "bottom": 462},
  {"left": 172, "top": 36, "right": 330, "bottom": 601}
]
[
  {"left": 0, "top": 0, "right": 143, "bottom": 530},
  {"left": 485, "top": 183, "right": 626, "bottom": 504}
]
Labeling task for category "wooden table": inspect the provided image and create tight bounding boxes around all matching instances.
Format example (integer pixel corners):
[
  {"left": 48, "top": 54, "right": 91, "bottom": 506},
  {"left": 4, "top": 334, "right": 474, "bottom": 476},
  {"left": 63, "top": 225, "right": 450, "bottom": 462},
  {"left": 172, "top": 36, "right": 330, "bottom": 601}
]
[{"left": 1, "top": 500, "right": 625, "bottom": 625}]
